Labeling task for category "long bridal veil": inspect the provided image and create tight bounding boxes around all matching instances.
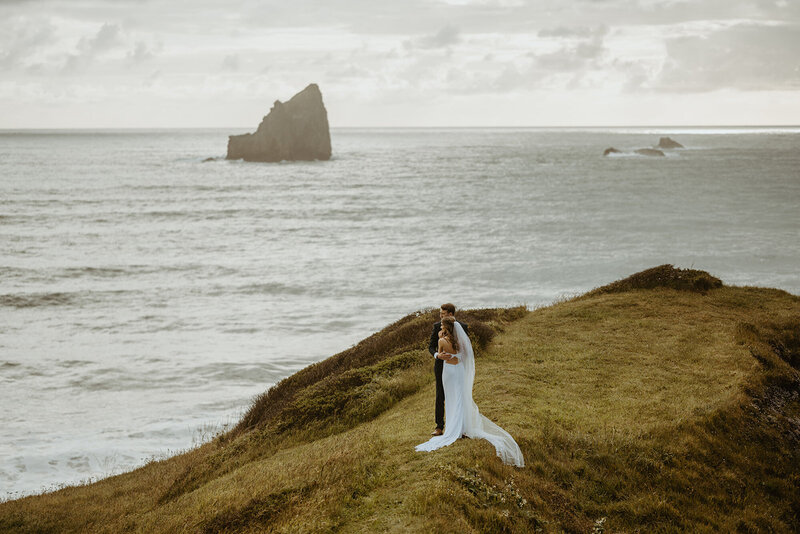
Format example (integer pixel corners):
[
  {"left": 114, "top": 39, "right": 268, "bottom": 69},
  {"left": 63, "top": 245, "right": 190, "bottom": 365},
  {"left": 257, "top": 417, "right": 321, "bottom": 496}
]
[{"left": 455, "top": 321, "right": 525, "bottom": 467}]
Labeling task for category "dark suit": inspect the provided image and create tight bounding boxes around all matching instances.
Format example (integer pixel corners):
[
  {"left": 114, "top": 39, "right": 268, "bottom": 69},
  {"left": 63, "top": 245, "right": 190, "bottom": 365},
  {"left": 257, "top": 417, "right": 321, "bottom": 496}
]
[{"left": 429, "top": 320, "right": 469, "bottom": 430}]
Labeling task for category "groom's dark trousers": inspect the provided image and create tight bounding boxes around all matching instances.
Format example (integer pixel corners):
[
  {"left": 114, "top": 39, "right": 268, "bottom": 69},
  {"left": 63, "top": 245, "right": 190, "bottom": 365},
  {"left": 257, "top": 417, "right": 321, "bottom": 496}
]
[{"left": 429, "top": 320, "right": 469, "bottom": 430}]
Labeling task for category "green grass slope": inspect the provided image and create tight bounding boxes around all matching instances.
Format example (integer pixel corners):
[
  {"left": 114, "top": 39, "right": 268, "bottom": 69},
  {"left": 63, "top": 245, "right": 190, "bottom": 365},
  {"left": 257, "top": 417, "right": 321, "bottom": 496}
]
[{"left": 2, "top": 266, "right": 799, "bottom": 533}]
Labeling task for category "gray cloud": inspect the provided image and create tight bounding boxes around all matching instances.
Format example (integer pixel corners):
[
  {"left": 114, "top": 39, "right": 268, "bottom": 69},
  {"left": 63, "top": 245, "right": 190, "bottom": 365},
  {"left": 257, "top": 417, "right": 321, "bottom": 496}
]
[
  {"left": 78, "top": 23, "right": 123, "bottom": 53},
  {"left": 655, "top": 22, "right": 800, "bottom": 91},
  {"left": 61, "top": 53, "right": 88, "bottom": 74},
  {"left": 538, "top": 25, "right": 602, "bottom": 38},
  {"left": 532, "top": 25, "right": 608, "bottom": 72},
  {"left": 441, "top": 24, "right": 613, "bottom": 95},
  {"left": 127, "top": 40, "right": 158, "bottom": 64},
  {"left": 402, "top": 24, "right": 463, "bottom": 52},
  {"left": 0, "top": 16, "right": 57, "bottom": 70},
  {"left": 416, "top": 25, "right": 461, "bottom": 49},
  {"left": 326, "top": 62, "right": 370, "bottom": 80},
  {"left": 611, "top": 58, "right": 653, "bottom": 92},
  {"left": 492, "top": 64, "right": 527, "bottom": 92},
  {"left": 142, "top": 69, "right": 162, "bottom": 87},
  {"left": 62, "top": 23, "right": 126, "bottom": 74},
  {"left": 221, "top": 53, "right": 240, "bottom": 71}
]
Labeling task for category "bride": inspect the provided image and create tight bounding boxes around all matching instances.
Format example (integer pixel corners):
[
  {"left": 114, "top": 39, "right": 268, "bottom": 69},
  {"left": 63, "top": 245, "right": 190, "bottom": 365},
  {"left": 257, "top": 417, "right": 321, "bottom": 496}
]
[{"left": 415, "top": 317, "right": 524, "bottom": 467}]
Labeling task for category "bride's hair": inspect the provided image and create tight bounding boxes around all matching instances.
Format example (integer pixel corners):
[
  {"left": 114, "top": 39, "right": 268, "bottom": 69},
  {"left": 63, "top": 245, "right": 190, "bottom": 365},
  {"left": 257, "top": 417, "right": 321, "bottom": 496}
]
[{"left": 441, "top": 317, "right": 460, "bottom": 353}]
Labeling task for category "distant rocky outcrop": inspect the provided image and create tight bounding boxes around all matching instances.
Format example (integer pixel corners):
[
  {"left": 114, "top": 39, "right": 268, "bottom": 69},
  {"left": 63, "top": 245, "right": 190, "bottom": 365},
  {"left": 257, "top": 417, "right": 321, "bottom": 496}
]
[
  {"left": 656, "top": 137, "right": 684, "bottom": 149},
  {"left": 226, "top": 84, "right": 332, "bottom": 162},
  {"left": 635, "top": 148, "right": 665, "bottom": 157},
  {"left": 604, "top": 137, "right": 685, "bottom": 157}
]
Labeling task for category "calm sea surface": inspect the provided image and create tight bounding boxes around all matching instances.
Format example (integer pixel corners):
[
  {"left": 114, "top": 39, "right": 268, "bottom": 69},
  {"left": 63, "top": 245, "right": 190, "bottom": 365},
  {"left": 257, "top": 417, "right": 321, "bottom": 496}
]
[{"left": 1, "top": 127, "right": 799, "bottom": 500}]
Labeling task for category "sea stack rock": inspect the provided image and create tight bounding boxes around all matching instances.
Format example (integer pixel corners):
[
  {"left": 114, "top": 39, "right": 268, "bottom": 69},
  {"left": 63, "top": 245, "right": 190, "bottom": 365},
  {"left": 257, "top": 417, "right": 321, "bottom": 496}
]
[
  {"left": 227, "top": 84, "right": 332, "bottom": 162},
  {"left": 656, "top": 137, "right": 684, "bottom": 149}
]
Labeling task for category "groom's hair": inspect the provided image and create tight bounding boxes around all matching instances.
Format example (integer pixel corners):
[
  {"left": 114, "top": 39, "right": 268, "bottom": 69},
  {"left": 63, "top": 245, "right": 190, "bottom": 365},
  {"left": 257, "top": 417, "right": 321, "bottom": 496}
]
[{"left": 441, "top": 303, "right": 455, "bottom": 315}]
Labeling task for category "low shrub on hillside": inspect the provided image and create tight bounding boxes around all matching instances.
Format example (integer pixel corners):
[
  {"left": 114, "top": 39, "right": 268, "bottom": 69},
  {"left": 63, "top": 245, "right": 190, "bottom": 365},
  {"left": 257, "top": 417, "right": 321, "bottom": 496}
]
[{"left": 586, "top": 264, "right": 722, "bottom": 296}]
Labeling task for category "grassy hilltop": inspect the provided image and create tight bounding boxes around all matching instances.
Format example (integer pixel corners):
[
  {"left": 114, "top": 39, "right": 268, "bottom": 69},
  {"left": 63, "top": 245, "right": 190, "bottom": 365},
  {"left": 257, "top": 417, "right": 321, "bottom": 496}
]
[{"left": 2, "top": 265, "right": 799, "bottom": 533}]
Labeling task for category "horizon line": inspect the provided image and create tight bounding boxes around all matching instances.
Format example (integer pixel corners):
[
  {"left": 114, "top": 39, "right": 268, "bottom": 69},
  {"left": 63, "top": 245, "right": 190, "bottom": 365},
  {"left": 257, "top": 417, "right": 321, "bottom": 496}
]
[{"left": 2, "top": 124, "right": 800, "bottom": 131}]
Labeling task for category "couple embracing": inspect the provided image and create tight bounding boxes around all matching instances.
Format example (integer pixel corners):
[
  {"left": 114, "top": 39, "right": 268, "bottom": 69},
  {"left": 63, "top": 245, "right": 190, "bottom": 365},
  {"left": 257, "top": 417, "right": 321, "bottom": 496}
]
[{"left": 415, "top": 303, "right": 524, "bottom": 468}]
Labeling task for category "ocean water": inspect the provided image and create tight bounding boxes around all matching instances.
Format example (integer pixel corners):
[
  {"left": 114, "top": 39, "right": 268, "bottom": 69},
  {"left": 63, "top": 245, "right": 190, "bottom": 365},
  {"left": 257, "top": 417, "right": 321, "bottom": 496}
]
[{"left": 1, "top": 127, "right": 799, "bottom": 500}]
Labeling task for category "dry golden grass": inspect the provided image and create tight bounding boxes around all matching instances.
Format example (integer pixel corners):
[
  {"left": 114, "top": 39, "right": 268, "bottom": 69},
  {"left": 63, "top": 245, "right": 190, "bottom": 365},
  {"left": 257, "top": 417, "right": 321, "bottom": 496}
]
[{"left": 2, "top": 267, "right": 799, "bottom": 533}]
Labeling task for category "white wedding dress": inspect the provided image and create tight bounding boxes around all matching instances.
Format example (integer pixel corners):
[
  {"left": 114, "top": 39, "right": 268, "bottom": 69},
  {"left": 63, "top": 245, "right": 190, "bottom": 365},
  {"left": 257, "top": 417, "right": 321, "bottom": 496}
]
[{"left": 415, "top": 322, "right": 524, "bottom": 467}]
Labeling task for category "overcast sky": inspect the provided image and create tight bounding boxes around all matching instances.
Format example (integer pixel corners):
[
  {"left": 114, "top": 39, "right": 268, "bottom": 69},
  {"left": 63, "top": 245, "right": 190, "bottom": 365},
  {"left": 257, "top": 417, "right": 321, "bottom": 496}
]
[{"left": 1, "top": 0, "right": 799, "bottom": 127}]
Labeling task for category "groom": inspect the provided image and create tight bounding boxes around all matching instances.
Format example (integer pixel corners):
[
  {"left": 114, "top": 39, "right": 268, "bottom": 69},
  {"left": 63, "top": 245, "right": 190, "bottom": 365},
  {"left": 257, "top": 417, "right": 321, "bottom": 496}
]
[{"left": 428, "top": 303, "right": 469, "bottom": 436}]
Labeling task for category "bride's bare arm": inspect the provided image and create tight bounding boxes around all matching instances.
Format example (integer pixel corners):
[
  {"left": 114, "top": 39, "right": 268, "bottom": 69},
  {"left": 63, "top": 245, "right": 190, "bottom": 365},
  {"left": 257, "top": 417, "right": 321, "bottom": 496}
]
[{"left": 438, "top": 338, "right": 459, "bottom": 364}]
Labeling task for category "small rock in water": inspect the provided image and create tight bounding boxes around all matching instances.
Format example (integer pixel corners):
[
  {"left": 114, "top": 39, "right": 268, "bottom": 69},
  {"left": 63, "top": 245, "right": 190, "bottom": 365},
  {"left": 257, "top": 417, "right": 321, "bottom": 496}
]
[
  {"left": 603, "top": 147, "right": 621, "bottom": 156},
  {"left": 202, "top": 157, "right": 217, "bottom": 162}
]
